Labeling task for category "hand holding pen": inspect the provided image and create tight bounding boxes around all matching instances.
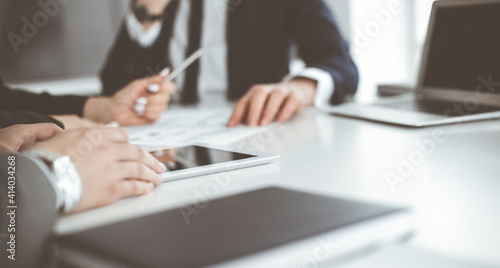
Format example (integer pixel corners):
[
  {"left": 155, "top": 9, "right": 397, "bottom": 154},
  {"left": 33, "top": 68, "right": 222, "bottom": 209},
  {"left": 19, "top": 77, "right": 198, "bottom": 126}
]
[
  {"left": 131, "top": 69, "right": 176, "bottom": 123},
  {"left": 134, "top": 67, "right": 171, "bottom": 116},
  {"left": 84, "top": 67, "right": 177, "bottom": 127},
  {"left": 134, "top": 48, "right": 205, "bottom": 117}
]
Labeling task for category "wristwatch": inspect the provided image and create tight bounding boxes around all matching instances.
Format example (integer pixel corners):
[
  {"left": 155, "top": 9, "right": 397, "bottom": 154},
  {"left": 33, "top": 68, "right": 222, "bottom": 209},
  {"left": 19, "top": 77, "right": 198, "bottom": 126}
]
[
  {"left": 132, "top": 1, "right": 164, "bottom": 22},
  {"left": 23, "top": 150, "right": 82, "bottom": 213}
]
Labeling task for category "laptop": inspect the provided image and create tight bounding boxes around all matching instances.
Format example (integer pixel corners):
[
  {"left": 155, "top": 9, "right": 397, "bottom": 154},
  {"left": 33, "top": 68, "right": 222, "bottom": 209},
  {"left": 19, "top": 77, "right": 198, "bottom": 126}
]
[{"left": 328, "top": 0, "right": 500, "bottom": 127}]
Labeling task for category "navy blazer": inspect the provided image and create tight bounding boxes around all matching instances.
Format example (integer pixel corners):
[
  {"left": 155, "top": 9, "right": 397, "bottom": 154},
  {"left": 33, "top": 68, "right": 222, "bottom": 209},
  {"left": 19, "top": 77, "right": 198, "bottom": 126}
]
[{"left": 100, "top": 0, "right": 359, "bottom": 105}]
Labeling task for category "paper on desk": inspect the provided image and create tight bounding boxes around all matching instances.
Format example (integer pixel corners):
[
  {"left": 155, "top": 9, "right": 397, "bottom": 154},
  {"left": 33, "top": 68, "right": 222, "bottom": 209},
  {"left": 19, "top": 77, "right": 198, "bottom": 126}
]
[{"left": 123, "top": 108, "right": 266, "bottom": 148}]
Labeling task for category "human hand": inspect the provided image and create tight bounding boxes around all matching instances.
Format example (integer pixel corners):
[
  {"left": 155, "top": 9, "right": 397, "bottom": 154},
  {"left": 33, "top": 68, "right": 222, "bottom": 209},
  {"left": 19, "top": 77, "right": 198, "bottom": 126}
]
[
  {"left": 83, "top": 73, "right": 176, "bottom": 126},
  {"left": 26, "top": 127, "right": 166, "bottom": 213},
  {"left": 151, "top": 148, "right": 178, "bottom": 169},
  {"left": 0, "top": 123, "right": 62, "bottom": 152},
  {"left": 51, "top": 115, "right": 101, "bottom": 130},
  {"left": 227, "top": 78, "right": 317, "bottom": 127}
]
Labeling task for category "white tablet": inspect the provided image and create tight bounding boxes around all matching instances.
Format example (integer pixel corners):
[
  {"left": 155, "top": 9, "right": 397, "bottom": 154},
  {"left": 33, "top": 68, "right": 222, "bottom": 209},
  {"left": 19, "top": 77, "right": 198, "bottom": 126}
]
[{"left": 148, "top": 144, "right": 279, "bottom": 182}]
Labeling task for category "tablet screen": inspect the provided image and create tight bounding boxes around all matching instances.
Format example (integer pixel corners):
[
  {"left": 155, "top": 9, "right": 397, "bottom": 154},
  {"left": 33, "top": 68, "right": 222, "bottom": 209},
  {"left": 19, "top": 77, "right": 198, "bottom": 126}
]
[{"left": 150, "top": 146, "right": 257, "bottom": 172}]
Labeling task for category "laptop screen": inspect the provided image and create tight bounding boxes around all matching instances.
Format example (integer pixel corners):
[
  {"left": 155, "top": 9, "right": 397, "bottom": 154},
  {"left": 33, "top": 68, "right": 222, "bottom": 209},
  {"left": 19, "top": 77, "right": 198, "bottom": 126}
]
[{"left": 421, "top": 3, "right": 500, "bottom": 91}]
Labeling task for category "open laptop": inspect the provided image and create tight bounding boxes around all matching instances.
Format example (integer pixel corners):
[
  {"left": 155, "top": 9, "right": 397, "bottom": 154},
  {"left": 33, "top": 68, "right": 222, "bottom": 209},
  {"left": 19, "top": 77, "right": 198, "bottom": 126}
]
[{"left": 328, "top": 0, "right": 500, "bottom": 127}]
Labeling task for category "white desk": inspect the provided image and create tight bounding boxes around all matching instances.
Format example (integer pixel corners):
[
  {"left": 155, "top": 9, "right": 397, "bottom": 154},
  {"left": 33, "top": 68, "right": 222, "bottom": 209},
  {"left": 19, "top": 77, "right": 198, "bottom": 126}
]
[{"left": 55, "top": 108, "right": 500, "bottom": 267}]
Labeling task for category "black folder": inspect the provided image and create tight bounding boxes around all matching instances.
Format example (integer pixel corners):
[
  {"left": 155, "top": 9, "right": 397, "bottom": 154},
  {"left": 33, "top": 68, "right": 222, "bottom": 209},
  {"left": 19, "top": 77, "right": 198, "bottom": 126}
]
[{"left": 56, "top": 187, "right": 412, "bottom": 268}]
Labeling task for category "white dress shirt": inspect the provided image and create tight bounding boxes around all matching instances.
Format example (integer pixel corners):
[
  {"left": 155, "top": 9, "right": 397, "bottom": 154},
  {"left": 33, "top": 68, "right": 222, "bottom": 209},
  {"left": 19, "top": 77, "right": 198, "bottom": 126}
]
[{"left": 125, "top": 1, "right": 334, "bottom": 107}]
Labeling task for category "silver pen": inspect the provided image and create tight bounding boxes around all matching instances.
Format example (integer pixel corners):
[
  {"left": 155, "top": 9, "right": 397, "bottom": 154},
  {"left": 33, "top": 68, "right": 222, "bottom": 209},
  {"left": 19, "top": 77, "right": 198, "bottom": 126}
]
[
  {"left": 135, "top": 48, "right": 205, "bottom": 115},
  {"left": 147, "top": 48, "right": 205, "bottom": 93}
]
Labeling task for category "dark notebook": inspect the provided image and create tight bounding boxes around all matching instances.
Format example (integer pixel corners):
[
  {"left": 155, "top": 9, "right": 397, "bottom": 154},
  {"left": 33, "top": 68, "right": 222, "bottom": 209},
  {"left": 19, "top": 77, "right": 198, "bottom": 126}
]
[{"left": 56, "top": 187, "right": 410, "bottom": 268}]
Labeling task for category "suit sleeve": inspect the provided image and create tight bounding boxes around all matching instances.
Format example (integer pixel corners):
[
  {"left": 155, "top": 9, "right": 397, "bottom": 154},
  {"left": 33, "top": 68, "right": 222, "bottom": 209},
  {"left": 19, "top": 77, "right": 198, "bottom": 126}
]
[
  {"left": 287, "top": 0, "right": 359, "bottom": 104},
  {"left": 0, "top": 111, "right": 64, "bottom": 129},
  {"left": 0, "top": 77, "right": 88, "bottom": 117},
  {"left": 0, "top": 154, "right": 59, "bottom": 268}
]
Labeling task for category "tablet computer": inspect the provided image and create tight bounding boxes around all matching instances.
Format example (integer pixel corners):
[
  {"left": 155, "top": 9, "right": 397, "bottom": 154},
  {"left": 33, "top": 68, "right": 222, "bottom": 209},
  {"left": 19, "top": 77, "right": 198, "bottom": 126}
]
[
  {"left": 148, "top": 144, "right": 279, "bottom": 182},
  {"left": 56, "top": 187, "right": 412, "bottom": 268}
]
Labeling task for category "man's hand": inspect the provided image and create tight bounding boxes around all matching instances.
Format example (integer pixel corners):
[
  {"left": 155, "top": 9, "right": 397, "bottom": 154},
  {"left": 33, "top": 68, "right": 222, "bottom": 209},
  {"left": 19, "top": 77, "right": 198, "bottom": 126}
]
[
  {"left": 83, "top": 74, "right": 176, "bottom": 126},
  {"left": 51, "top": 115, "right": 101, "bottom": 130},
  {"left": 0, "top": 124, "right": 63, "bottom": 152},
  {"left": 26, "top": 127, "right": 166, "bottom": 213},
  {"left": 227, "top": 78, "right": 317, "bottom": 127}
]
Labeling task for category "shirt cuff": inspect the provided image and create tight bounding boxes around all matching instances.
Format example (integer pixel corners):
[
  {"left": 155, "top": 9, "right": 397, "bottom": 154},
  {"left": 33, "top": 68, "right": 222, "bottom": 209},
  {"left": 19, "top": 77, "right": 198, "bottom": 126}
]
[
  {"left": 21, "top": 154, "right": 64, "bottom": 210},
  {"left": 22, "top": 150, "right": 82, "bottom": 212},
  {"left": 283, "top": 67, "right": 335, "bottom": 109},
  {"left": 125, "top": 10, "right": 162, "bottom": 47}
]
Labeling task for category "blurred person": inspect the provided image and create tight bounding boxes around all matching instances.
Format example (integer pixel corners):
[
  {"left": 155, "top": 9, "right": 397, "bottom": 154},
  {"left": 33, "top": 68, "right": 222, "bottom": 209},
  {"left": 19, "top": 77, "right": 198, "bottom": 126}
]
[
  {"left": 0, "top": 125, "right": 166, "bottom": 268},
  {"left": 101, "top": 0, "right": 359, "bottom": 127},
  {"left": 0, "top": 71, "right": 175, "bottom": 128}
]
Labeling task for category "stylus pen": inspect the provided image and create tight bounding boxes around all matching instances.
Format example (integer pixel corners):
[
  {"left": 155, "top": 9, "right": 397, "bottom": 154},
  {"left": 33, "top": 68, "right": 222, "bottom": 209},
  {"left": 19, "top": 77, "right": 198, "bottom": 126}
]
[
  {"left": 147, "top": 48, "right": 205, "bottom": 93},
  {"left": 134, "top": 48, "right": 205, "bottom": 115}
]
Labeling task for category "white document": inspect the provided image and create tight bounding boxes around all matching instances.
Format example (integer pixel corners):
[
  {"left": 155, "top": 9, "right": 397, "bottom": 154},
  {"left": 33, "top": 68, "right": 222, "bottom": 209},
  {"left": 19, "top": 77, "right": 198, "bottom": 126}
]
[{"left": 123, "top": 108, "right": 266, "bottom": 147}]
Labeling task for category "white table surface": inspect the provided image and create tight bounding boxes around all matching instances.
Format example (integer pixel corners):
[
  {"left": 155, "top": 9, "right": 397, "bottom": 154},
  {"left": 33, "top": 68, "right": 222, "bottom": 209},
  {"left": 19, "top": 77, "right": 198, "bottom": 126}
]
[{"left": 55, "top": 108, "right": 500, "bottom": 267}]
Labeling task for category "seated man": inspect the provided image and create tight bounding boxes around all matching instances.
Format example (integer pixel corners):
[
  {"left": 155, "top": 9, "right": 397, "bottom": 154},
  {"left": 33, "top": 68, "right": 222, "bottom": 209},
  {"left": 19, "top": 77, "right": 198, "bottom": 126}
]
[
  {"left": 101, "top": 0, "right": 359, "bottom": 127},
  {"left": 0, "top": 124, "right": 165, "bottom": 268},
  {"left": 0, "top": 72, "right": 175, "bottom": 128}
]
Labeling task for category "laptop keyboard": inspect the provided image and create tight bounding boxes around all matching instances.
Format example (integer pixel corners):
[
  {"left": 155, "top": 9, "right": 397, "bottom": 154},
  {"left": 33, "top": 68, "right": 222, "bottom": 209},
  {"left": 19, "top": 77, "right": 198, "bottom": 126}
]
[{"left": 373, "top": 95, "right": 500, "bottom": 117}]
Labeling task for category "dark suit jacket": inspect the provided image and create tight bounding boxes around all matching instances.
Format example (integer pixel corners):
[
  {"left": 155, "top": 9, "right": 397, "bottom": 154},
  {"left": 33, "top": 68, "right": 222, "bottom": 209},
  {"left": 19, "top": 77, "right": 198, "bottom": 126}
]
[
  {"left": 0, "top": 75, "right": 88, "bottom": 118},
  {"left": 0, "top": 111, "right": 63, "bottom": 129},
  {"left": 0, "top": 154, "right": 59, "bottom": 268},
  {"left": 0, "top": 75, "right": 88, "bottom": 128},
  {"left": 101, "top": 0, "right": 359, "bottom": 105}
]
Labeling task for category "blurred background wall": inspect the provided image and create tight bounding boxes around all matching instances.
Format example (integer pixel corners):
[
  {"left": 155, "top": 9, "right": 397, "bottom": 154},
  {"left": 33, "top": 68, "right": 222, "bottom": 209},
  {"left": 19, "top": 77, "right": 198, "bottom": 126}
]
[
  {"left": 0, "top": 0, "right": 128, "bottom": 82},
  {"left": 0, "top": 0, "right": 436, "bottom": 100}
]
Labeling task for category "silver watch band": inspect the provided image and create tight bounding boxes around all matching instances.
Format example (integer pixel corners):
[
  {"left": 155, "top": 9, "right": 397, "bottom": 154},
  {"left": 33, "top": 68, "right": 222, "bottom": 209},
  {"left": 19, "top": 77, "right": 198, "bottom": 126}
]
[{"left": 23, "top": 150, "right": 82, "bottom": 213}]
